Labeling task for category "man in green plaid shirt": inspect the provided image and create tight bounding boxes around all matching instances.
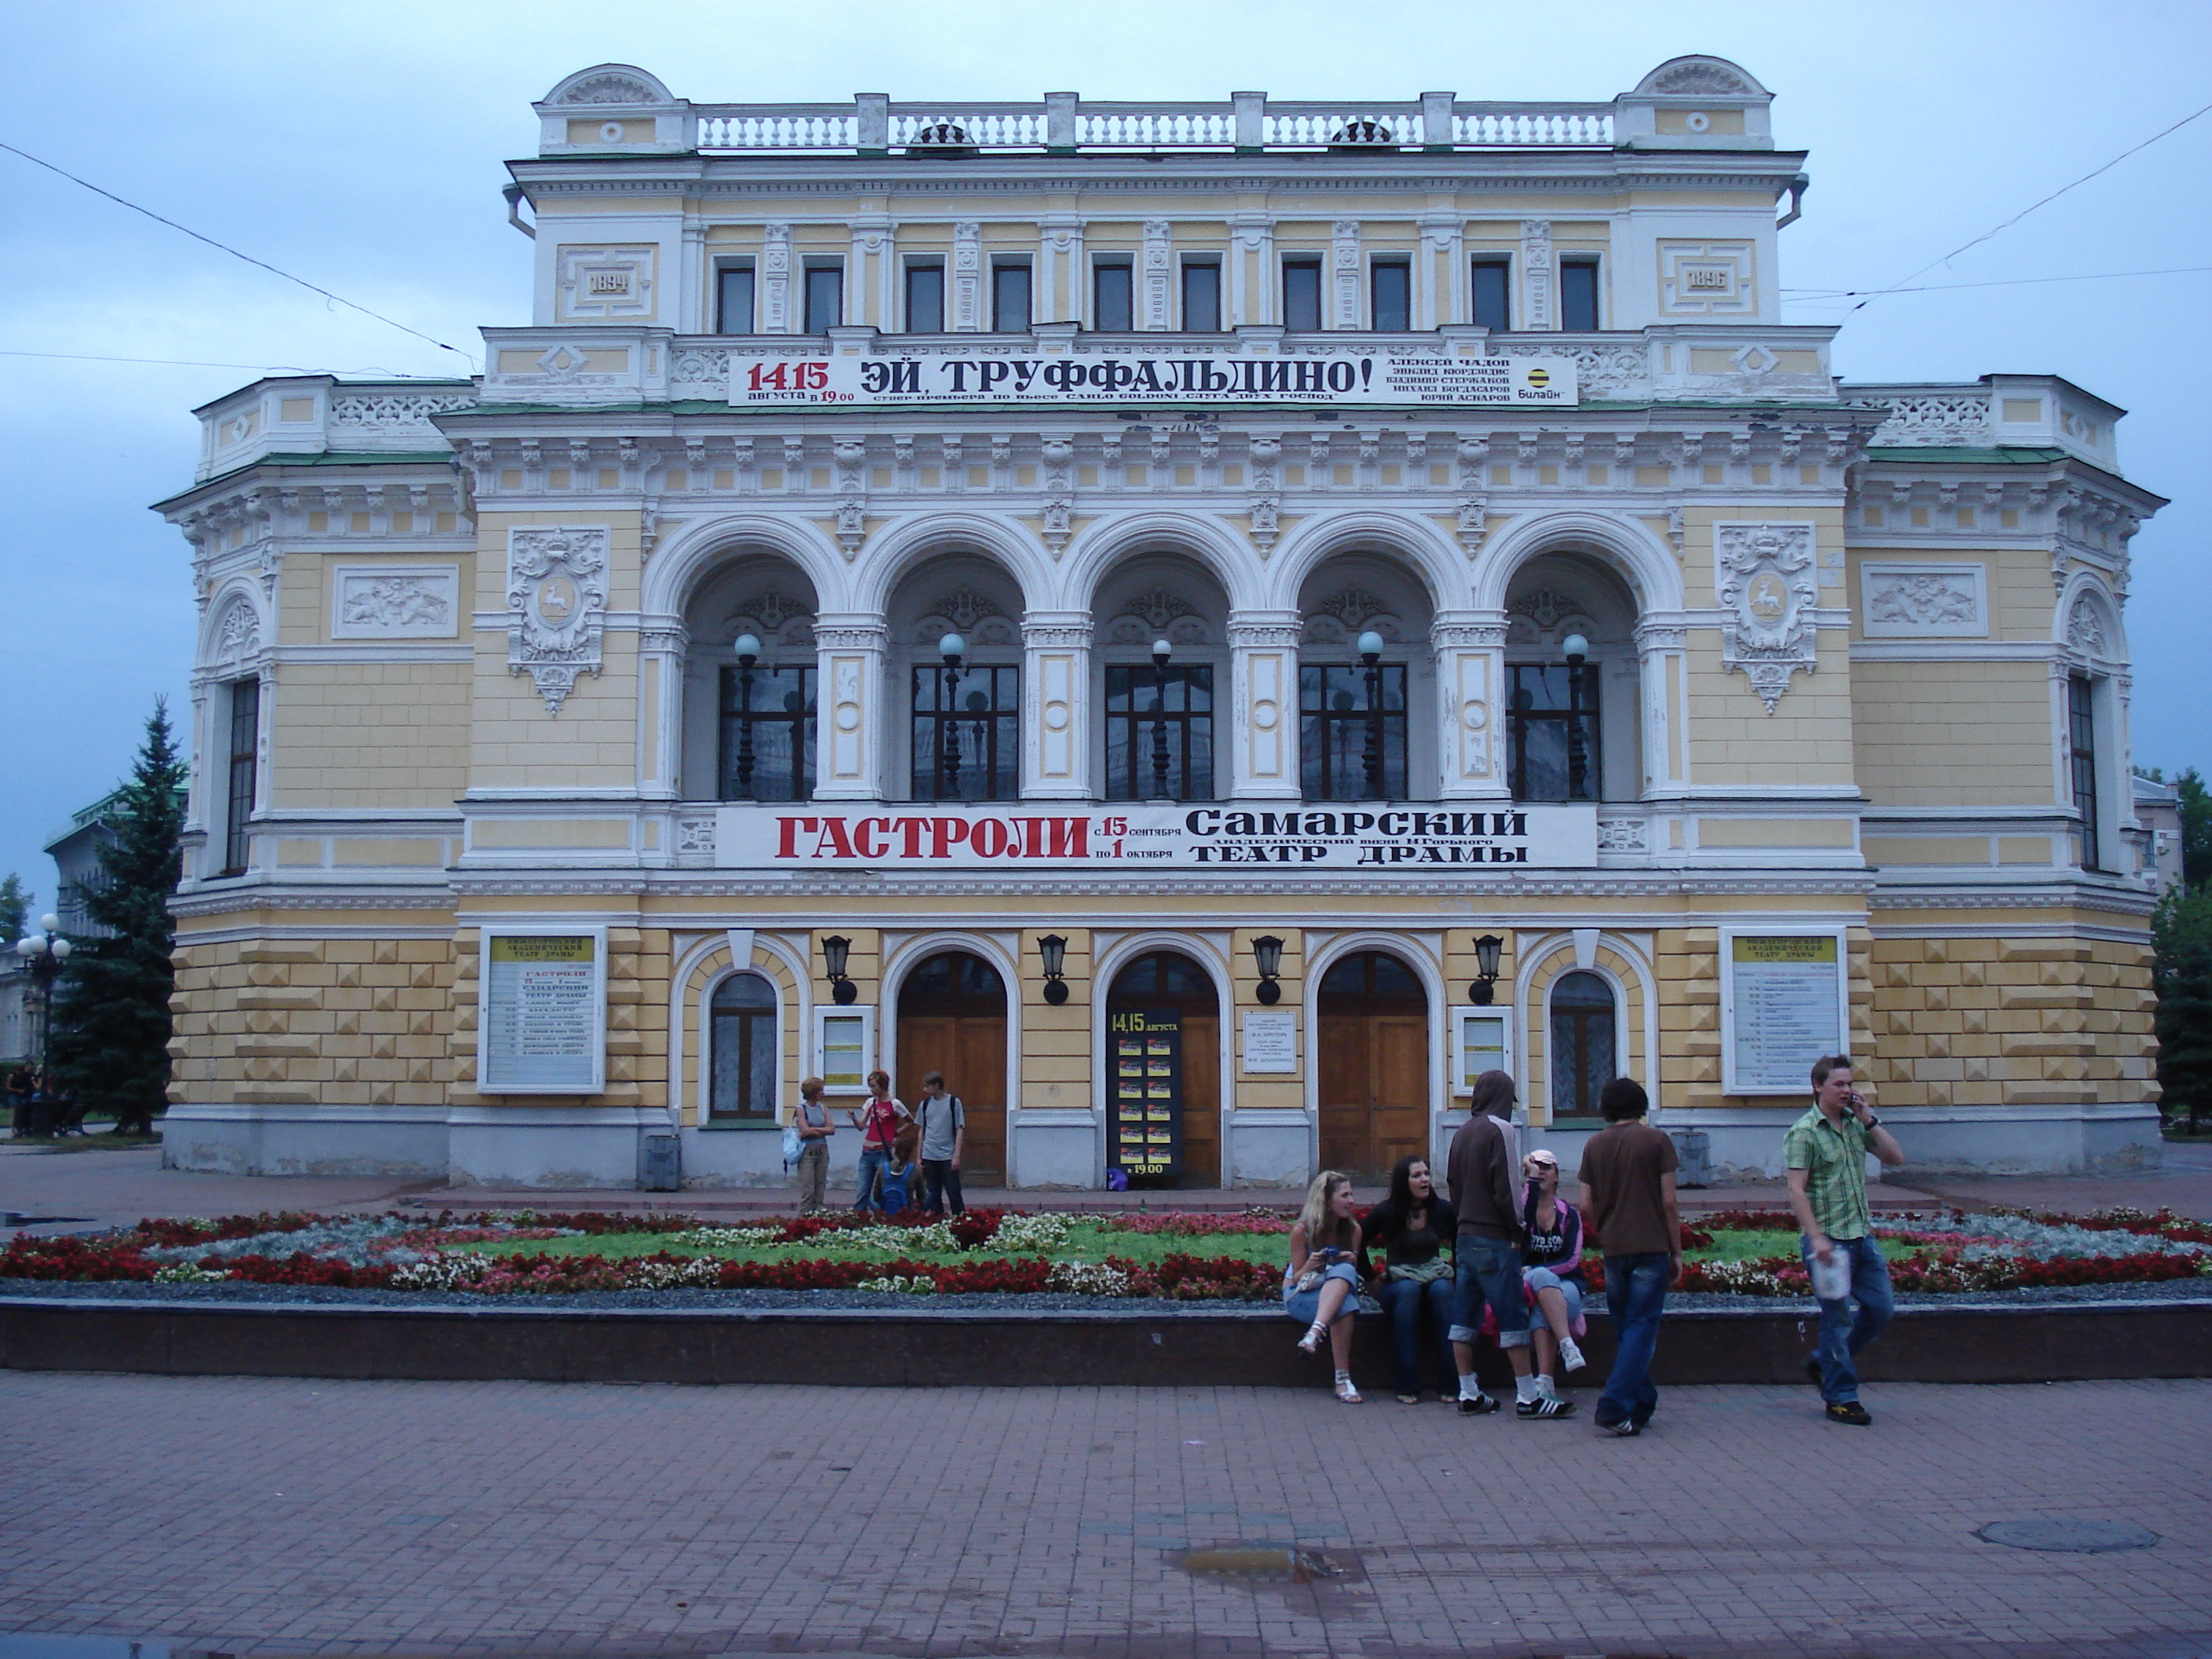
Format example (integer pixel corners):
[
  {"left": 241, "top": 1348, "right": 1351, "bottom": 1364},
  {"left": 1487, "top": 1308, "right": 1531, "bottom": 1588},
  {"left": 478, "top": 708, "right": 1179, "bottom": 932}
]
[{"left": 1785, "top": 1055, "right": 1906, "bottom": 1426}]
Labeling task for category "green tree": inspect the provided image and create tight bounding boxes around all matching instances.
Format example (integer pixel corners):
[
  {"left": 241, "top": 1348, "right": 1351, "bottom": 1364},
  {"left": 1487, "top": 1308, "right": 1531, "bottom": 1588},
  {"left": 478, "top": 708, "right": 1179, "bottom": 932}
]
[
  {"left": 2175, "top": 767, "right": 2212, "bottom": 890},
  {"left": 2152, "top": 883, "right": 2212, "bottom": 1134},
  {"left": 49, "top": 702, "right": 185, "bottom": 1136},
  {"left": 0, "top": 873, "right": 27, "bottom": 951}
]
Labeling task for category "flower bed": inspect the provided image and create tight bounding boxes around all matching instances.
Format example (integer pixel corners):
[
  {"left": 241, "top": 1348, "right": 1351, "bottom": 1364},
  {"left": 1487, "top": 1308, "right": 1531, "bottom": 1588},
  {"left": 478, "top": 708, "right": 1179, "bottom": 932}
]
[{"left": 3, "top": 1204, "right": 2205, "bottom": 1302}]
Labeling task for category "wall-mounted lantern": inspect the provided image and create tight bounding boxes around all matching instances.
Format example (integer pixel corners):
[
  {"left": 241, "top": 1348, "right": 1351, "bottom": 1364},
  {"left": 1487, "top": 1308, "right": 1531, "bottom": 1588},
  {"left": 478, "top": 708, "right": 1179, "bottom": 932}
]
[
  {"left": 1038, "top": 933, "right": 1069, "bottom": 1005},
  {"left": 1470, "top": 933, "right": 1504, "bottom": 1005},
  {"left": 821, "top": 933, "right": 858, "bottom": 1005},
  {"left": 1252, "top": 934, "right": 1285, "bottom": 1005}
]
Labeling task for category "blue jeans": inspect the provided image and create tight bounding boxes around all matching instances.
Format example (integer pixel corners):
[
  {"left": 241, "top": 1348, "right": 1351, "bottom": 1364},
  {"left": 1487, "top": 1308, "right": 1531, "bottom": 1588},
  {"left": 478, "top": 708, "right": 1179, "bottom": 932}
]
[
  {"left": 1597, "top": 1253, "right": 1671, "bottom": 1428},
  {"left": 921, "top": 1159, "right": 965, "bottom": 1215},
  {"left": 1449, "top": 1236, "right": 1530, "bottom": 1349},
  {"left": 1801, "top": 1234, "right": 1895, "bottom": 1404},
  {"left": 1283, "top": 1261, "right": 1361, "bottom": 1327},
  {"left": 1376, "top": 1273, "right": 1456, "bottom": 1394},
  {"left": 854, "top": 1147, "right": 892, "bottom": 1211}
]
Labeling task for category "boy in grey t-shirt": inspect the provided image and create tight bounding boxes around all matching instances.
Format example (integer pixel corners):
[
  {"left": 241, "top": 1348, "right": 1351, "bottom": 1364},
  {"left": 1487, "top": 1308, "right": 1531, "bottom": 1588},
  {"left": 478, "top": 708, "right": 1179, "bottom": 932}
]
[{"left": 914, "top": 1071, "right": 967, "bottom": 1215}]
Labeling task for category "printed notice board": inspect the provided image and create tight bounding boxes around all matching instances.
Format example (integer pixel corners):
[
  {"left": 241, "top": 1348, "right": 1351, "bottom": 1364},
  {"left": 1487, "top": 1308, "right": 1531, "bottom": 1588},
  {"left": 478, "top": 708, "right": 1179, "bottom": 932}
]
[
  {"left": 1110, "top": 1008, "right": 1183, "bottom": 1181},
  {"left": 480, "top": 932, "right": 605, "bottom": 1093},
  {"left": 1722, "top": 932, "right": 1845, "bottom": 1094}
]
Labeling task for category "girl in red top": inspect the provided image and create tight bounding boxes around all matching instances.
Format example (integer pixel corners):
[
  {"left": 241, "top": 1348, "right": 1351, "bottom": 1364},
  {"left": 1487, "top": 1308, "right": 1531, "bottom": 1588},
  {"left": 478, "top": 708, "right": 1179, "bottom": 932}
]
[{"left": 851, "top": 1069, "right": 910, "bottom": 1214}]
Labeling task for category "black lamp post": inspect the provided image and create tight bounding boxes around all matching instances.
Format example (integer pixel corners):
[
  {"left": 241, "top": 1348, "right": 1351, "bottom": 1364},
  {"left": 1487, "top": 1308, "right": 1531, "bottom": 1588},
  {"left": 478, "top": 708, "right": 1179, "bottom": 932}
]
[
  {"left": 1148, "top": 637, "right": 1174, "bottom": 802},
  {"left": 1038, "top": 933, "right": 1069, "bottom": 1005},
  {"left": 937, "top": 632, "right": 965, "bottom": 800},
  {"left": 13, "top": 914, "right": 72, "bottom": 1080},
  {"left": 1252, "top": 934, "right": 1284, "bottom": 1005},
  {"left": 821, "top": 933, "right": 857, "bottom": 1005},
  {"left": 731, "top": 632, "right": 762, "bottom": 800},
  {"left": 1357, "top": 628, "right": 1386, "bottom": 800},
  {"left": 1562, "top": 631, "right": 1589, "bottom": 802},
  {"left": 1470, "top": 933, "right": 1503, "bottom": 1005}
]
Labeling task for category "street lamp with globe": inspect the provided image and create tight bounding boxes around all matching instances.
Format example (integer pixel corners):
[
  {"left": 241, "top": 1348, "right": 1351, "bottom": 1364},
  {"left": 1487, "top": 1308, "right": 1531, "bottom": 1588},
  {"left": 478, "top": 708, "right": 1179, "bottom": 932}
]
[{"left": 15, "top": 914, "right": 72, "bottom": 1110}]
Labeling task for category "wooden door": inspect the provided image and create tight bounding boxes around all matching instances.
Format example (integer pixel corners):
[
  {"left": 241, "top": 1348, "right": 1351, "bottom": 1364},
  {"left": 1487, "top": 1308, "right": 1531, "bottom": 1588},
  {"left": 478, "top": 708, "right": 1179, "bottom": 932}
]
[
  {"left": 1316, "top": 952, "right": 1430, "bottom": 1184},
  {"left": 895, "top": 951, "right": 1009, "bottom": 1187}
]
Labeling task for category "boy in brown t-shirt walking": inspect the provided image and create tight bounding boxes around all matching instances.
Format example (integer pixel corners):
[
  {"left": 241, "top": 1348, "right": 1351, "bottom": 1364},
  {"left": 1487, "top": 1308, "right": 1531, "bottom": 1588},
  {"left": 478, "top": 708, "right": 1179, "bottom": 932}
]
[{"left": 1576, "top": 1077, "right": 1682, "bottom": 1437}]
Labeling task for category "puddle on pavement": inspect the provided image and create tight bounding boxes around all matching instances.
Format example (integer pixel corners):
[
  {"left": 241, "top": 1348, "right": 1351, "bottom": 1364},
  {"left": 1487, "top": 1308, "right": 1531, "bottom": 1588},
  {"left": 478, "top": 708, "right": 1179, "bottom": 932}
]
[{"left": 1177, "top": 1545, "right": 1348, "bottom": 1583}]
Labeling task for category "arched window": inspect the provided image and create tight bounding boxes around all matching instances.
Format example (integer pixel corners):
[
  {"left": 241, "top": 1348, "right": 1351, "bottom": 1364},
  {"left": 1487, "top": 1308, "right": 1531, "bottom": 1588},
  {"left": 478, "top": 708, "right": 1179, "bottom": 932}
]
[
  {"left": 708, "top": 973, "right": 778, "bottom": 1123},
  {"left": 1549, "top": 970, "right": 1616, "bottom": 1119}
]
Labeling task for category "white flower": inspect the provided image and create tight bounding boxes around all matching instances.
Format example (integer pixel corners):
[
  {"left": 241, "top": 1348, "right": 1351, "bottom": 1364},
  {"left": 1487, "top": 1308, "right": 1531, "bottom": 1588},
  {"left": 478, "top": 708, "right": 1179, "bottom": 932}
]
[{"left": 1046, "top": 1259, "right": 1131, "bottom": 1297}]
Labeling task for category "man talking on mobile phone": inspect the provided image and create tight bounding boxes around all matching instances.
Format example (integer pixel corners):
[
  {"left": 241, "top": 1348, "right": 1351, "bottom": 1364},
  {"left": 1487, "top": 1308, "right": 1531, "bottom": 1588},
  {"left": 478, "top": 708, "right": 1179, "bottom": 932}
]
[{"left": 1785, "top": 1054, "right": 1906, "bottom": 1426}]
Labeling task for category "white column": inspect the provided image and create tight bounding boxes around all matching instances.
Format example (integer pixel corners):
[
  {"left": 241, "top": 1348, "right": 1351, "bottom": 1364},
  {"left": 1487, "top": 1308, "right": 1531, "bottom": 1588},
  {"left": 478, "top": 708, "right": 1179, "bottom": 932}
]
[
  {"left": 760, "top": 223, "right": 793, "bottom": 332},
  {"left": 1229, "top": 610, "right": 1303, "bottom": 800},
  {"left": 952, "top": 221, "right": 983, "bottom": 331},
  {"left": 1022, "top": 611, "right": 1092, "bottom": 799},
  {"left": 1634, "top": 619, "right": 1688, "bottom": 795},
  {"left": 638, "top": 622, "right": 687, "bottom": 800},
  {"left": 1521, "top": 220, "right": 1554, "bottom": 331},
  {"left": 1041, "top": 216, "right": 1084, "bottom": 322},
  {"left": 1142, "top": 219, "right": 1173, "bottom": 329},
  {"left": 1433, "top": 612, "right": 1509, "bottom": 800},
  {"left": 679, "top": 219, "right": 705, "bottom": 333},
  {"left": 1331, "top": 219, "right": 1363, "bottom": 329},
  {"left": 812, "top": 617, "right": 888, "bottom": 800}
]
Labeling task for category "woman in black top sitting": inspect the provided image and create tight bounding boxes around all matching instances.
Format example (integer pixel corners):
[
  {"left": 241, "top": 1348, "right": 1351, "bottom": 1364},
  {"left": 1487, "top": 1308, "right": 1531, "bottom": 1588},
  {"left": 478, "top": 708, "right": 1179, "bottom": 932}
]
[{"left": 1361, "top": 1153, "right": 1459, "bottom": 1404}]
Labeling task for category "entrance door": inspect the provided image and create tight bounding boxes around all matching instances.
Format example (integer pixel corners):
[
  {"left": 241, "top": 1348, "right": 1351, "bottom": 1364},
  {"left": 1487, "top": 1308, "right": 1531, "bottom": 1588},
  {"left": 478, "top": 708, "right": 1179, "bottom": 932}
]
[
  {"left": 1106, "top": 951, "right": 1221, "bottom": 1187},
  {"left": 1317, "top": 951, "right": 1429, "bottom": 1184},
  {"left": 895, "top": 951, "right": 1008, "bottom": 1185}
]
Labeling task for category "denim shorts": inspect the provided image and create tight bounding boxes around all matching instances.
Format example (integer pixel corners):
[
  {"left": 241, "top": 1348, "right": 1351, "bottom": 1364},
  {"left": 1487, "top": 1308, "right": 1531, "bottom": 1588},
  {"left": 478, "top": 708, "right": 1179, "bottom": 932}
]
[
  {"left": 1283, "top": 1261, "right": 1361, "bottom": 1326},
  {"left": 1450, "top": 1236, "right": 1530, "bottom": 1347},
  {"left": 1523, "top": 1265, "right": 1584, "bottom": 1324}
]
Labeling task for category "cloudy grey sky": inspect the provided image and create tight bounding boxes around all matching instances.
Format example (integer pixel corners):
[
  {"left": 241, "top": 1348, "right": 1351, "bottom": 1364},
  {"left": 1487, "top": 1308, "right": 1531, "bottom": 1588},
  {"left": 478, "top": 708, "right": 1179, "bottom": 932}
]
[{"left": 4, "top": 0, "right": 2207, "bottom": 908}]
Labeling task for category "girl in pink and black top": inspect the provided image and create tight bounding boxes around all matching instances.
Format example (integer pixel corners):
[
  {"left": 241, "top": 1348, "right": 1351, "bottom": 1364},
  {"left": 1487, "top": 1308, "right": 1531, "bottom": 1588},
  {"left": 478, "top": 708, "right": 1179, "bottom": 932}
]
[
  {"left": 1520, "top": 1148, "right": 1591, "bottom": 1398},
  {"left": 850, "top": 1069, "right": 910, "bottom": 1214}
]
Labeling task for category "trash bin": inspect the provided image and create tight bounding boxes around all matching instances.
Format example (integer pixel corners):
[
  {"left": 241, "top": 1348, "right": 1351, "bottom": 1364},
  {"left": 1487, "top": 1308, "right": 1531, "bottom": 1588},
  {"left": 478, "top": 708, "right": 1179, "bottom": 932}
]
[
  {"left": 1668, "top": 1129, "right": 1710, "bottom": 1190},
  {"left": 639, "top": 1131, "right": 682, "bottom": 1192}
]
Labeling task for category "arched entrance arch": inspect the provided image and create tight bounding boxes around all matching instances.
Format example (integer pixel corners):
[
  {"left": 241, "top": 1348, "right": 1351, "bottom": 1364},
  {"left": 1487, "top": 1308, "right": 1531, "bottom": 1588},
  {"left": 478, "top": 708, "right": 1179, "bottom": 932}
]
[
  {"left": 1105, "top": 950, "right": 1221, "bottom": 1186},
  {"left": 895, "top": 950, "right": 1008, "bottom": 1185},
  {"left": 1316, "top": 950, "right": 1429, "bottom": 1181}
]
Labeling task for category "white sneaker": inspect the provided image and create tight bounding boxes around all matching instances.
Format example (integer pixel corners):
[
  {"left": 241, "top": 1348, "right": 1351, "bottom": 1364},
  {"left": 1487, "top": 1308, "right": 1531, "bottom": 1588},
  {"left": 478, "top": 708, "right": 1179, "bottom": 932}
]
[{"left": 1559, "top": 1337, "right": 1588, "bottom": 1373}]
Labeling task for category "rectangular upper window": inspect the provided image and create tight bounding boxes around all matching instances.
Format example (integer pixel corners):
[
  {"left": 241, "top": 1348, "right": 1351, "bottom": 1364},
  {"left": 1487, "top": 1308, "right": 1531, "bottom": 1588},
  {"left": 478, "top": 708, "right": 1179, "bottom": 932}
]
[
  {"left": 223, "top": 677, "right": 259, "bottom": 877},
  {"left": 1470, "top": 257, "right": 1511, "bottom": 331},
  {"left": 1093, "top": 261, "right": 1133, "bottom": 331},
  {"left": 1282, "top": 258, "right": 1322, "bottom": 331},
  {"left": 904, "top": 262, "right": 944, "bottom": 333},
  {"left": 992, "top": 261, "right": 1032, "bottom": 332},
  {"left": 802, "top": 263, "right": 843, "bottom": 334},
  {"left": 1181, "top": 261, "right": 1221, "bottom": 332},
  {"left": 716, "top": 264, "right": 756, "bottom": 335},
  {"left": 1560, "top": 258, "right": 1600, "bottom": 331},
  {"left": 2070, "top": 674, "right": 2101, "bottom": 871},
  {"left": 1371, "top": 259, "right": 1411, "bottom": 332}
]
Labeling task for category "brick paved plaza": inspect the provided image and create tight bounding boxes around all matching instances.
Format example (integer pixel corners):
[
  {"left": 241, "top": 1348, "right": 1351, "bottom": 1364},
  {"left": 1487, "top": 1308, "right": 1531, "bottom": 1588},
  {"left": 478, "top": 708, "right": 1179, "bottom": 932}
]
[{"left": 1, "top": 1372, "right": 2207, "bottom": 1657}]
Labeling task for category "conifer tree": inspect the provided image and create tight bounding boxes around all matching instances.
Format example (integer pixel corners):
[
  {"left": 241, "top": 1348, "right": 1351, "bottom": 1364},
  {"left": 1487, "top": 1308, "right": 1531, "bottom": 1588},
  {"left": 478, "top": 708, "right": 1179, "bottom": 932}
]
[
  {"left": 49, "top": 702, "right": 186, "bottom": 1135},
  {"left": 2153, "top": 884, "right": 2212, "bottom": 1136},
  {"left": 0, "top": 874, "right": 26, "bottom": 954}
]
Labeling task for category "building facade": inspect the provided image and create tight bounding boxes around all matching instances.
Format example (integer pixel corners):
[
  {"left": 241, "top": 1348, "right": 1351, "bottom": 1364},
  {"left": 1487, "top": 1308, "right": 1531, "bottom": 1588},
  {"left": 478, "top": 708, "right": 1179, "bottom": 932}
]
[{"left": 156, "top": 56, "right": 2168, "bottom": 1188}]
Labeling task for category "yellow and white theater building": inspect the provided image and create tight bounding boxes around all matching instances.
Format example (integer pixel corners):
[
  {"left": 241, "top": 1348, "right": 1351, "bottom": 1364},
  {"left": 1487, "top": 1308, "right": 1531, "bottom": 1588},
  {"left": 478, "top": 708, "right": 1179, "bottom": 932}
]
[{"left": 156, "top": 56, "right": 2169, "bottom": 1189}]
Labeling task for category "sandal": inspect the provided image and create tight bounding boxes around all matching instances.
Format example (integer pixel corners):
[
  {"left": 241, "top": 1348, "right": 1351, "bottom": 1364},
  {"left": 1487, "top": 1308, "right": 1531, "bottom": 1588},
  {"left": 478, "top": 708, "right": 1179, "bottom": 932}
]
[
  {"left": 1335, "top": 1376, "right": 1364, "bottom": 1404},
  {"left": 1296, "top": 1320, "right": 1326, "bottom": 1354}
]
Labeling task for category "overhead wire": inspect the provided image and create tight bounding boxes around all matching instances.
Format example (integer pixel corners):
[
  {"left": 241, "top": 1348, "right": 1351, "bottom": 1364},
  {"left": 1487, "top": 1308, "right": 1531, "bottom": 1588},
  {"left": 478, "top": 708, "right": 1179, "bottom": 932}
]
[
  {"left": 0, "top": 348, "right": 460, "bottom": 375},
  {"left": 1782, "top": 264, "right": 2212, "bottom": 301},
  {"left": 0, "top": 138, "right": 477, "bottom": 368}
]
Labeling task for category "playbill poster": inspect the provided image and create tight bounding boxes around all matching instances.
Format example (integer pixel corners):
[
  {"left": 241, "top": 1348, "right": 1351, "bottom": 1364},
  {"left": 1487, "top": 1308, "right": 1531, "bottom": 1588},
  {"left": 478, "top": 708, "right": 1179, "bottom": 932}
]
[
  {"left": 482, "top": 933, "right": 603, "bottom": 1092},
  {"left": 1725, "top": 934, "right": 1843, "bottom": 1093}
]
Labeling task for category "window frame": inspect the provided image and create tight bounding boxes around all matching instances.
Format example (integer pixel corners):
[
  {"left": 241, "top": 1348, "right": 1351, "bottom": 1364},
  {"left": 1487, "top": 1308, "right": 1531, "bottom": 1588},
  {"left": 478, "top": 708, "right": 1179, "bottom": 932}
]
[
  {"left": 715, "top": 262, "right": 756, "bottom": 335},
  {"left": 801, "top": 260, "right": 844, "bottom": 335},
  {"left": 1507, "top": 661, "right": 1604, "bottom": 803},
  {"left": 1545, "top": 968, "right": 1619, "bottom": 1121},
  {"left": 991, "top": 258, "right": 1033, "bottom": 334},
  {"left": 1369, "top": 257, "right": 1412, "bottom": 332},
  {"left": 1298, "top": 660, "right": 1410, "bottom": 802},
  {"left": 910, "top": 662, "right": 1022, "bottom": 802},
  {"left": 1092, "top": 258, "right": 1133, "bottom": 331},
  {"left": 903, "top": 258, "right": 945, "bottom": 334},
  {"left": 1281, "top": 256, "right": 1324, "bottom": 332},
  {"left": 1103, "top": 662, "right": 1216, "bottom": 802},
  {"left": 1470, "top": 256, "right": 1511, "bottom": 331},
  {"left": 222, "top": 676, "right": 260, "bottom": 877},
  {"left": 2070, "top": 673, "right": 2103, "bottom": 872},
  {"left": 1559, "top": 256, "right": 1602, "bottom": 331},
  {"left": 1179, "top": 258, "right": 1222, "bottom": 332},
  {"left": 717, "top": 663, "right": 818, "bottom": 803},
  {"left": 811, "top": 1005, "right": 877, "bottom": 1098},
  {"left": 705, "top": 969, "right": 781, "bottom": 1126}
]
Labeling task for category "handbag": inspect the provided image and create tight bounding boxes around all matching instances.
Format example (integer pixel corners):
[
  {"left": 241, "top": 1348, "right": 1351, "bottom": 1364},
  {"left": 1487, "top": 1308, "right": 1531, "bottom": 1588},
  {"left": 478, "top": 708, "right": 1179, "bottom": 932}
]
[
  {"left": 1386, "top": 1257, "right": 1452, "bottom": 1286},
  {"left": 780, "top": 1118, "right": 803, "bottom": 1169}
]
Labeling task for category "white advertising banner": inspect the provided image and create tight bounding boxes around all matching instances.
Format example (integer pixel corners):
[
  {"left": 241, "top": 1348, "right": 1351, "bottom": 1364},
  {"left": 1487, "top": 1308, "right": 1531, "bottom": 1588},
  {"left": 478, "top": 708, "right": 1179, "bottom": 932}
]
[
  {"left": 715, "top": 804, "right": 1597, "bottom": 872},
  {"left": 480, "top": 932, "right": 605, "bottom": 1093},
  {"left": 731, "top": 349, "right": 1577, "bottom": 409}
]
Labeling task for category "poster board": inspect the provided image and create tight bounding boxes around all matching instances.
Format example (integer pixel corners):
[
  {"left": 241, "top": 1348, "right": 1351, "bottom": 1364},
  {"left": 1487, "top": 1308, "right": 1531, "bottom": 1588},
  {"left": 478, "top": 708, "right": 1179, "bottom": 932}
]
[
  {"left": 1720, "top": 929, "right": 1848, "bottom": 1095},
  {"left": 478, "top": 928, "right": 606, "bottom": 1093},
  {"left": 1239, "top": 1011, "right": 1299, "bottom": 1075},
  {"left": 1109, "top": 1007, "right": 1183, "bottom": 1181},
  {"left": 1451, "top": 1007, "right": 1514, "bottom": 1094},
  {"left": 811, "top": 1006, "right": 876, "bottom": 1097}
]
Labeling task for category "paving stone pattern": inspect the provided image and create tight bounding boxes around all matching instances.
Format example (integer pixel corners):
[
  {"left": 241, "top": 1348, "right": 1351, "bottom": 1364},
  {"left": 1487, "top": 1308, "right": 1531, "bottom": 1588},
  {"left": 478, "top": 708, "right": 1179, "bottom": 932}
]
[{"left": 1, "top": 1373, "right": 2208, "bottom": 1657}]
